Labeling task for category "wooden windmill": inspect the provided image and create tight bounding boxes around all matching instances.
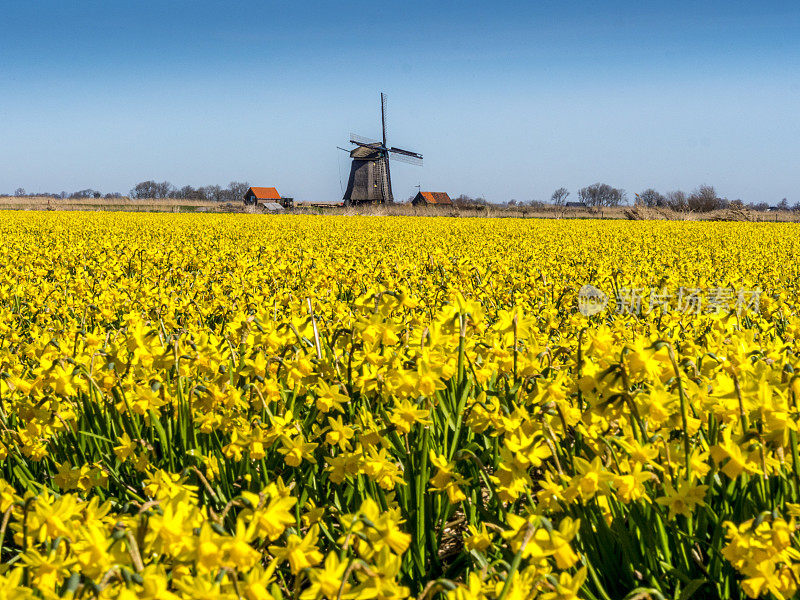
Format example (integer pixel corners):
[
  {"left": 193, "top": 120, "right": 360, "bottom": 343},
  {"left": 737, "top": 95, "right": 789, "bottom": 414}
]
[{"left": 342, "top": 93, "right": 423, "bottom": 205}]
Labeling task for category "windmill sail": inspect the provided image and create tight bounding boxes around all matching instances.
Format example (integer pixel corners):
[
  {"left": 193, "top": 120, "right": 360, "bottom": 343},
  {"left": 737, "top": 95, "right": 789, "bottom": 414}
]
[
  {"left": 389, "top": 147, "right": 423, "bottom": 166},
  {"left": 350, "top": 133, "right": 380, "bottom": 146}
]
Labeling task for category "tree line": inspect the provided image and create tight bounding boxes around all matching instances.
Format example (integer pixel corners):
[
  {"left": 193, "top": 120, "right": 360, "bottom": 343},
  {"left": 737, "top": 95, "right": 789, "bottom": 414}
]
[
  {"left": 4, "top": 180, "right": 795, "bottom": 211},
  {"left": 129, "top": 181, "right": 250, "bottom": 202},
  {"left": 3, "top": 181, "right": 251, "bottom": 202},
  {"left": 4, "top": 187, "right": 125, "bottom": 200},
  {"left": 540, "top": 183, "right": 796, "bottom": 212}
]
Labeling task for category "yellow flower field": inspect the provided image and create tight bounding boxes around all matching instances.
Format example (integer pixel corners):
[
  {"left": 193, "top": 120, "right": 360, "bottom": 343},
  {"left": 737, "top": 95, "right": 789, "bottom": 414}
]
[{"left": 0, "top": 212, "right": 799, "bottom": 599}]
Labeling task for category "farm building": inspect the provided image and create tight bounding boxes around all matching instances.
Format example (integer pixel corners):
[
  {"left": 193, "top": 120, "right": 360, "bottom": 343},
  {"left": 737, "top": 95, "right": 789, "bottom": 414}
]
[
  {"left": 411, "top": 191, "right": 453, "bottom": 207},
  {"left": 244, "top": 187, "right": 281, "bottom": 206},
  {"left": 565, "top": 201, "right": 587, "bottom": 208}
]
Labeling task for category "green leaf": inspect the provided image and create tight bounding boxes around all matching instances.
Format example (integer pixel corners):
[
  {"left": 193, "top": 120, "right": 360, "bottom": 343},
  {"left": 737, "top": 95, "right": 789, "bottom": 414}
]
[{"left": 679, "top": 579, "right": 706, "bottom": 600}]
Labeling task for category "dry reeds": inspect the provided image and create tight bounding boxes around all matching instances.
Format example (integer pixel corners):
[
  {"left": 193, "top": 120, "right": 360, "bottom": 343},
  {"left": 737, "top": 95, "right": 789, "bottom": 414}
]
[{"left": 1, "top": 196, "right": 797, "bottom": 222}]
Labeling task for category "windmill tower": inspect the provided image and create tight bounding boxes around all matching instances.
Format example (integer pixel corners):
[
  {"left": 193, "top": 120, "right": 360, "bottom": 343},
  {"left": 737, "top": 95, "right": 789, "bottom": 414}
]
[{"left": 342, "top": 93, "right": 423, "bottom": 205}]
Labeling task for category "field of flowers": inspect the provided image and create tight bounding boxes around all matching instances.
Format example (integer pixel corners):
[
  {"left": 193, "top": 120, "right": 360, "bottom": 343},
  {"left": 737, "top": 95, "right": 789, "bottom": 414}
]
[{"left": 1, "top": 212, "right": 799, "bottom": 600}]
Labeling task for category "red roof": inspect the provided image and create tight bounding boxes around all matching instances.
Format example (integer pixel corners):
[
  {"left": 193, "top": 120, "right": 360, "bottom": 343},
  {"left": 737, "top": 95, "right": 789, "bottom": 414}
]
[
  {"left": 247, "top": 187, "right": 281, "bottom": 200},
  {"left": 418, "top": 191, "right": 452, "bottom": 205}
]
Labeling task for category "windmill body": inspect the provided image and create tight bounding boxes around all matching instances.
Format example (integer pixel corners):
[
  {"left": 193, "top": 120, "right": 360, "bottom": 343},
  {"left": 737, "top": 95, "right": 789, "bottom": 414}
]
[
  {"left": 344, "top": 144, "right": 392, "bottom": 203},
  {"left": 343, "top": 93, "right": 423, "bottom": 205}
]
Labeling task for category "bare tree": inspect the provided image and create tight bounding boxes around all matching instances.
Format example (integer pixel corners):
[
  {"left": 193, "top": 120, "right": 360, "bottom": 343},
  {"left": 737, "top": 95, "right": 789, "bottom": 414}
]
[
  {"left": 550, "top": 187, "right": 569, "bottom": 206},
  {"left": 687, "top": 185, "right": 722, "bottom": 212},
  {"left": 155, "top": 181, "right": 175, "bottom": 198},
  {"left": 635, "top": 188, "right": 665, "bottom": 207},
  {"left": 188, "top": 186, "right": 207, "bottom": 200},
  {"left": 453, "top": 194, "right": 487, "bottom": 207},
  {"left": 227, "top": 181, "right": 250, "bottom": 203},
  {"left": 777, "top": 198, "right": 789, "bottom": 210},
  {"left": 70, "top": 189, "right": 101, "bottom": 199},
  {"left": 204, "top": 185, "right": 223, "bottom": 202},
  {"left": 131, "top": 181, "right": 157, "bottom": 199},
  {"left": 665, "top": 190, "right": 688, "bottom": 212},
  {"left": 578, "top": 183, "right": 626, "bottom": 207},
  {"left": 131, "top": 181, "right": 175, "bottom": 199},
  {"left": 13, "top": 188, "right": 26, "bottom": 197},
  {"left": 174, "top": 185, "right": 204, "bottom": 200}
]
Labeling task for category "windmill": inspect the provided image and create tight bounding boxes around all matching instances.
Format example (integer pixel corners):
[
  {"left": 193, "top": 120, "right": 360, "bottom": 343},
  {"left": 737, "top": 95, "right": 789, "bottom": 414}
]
[{"left": 341, "top": 93, "right": 423, "bottom": 205}]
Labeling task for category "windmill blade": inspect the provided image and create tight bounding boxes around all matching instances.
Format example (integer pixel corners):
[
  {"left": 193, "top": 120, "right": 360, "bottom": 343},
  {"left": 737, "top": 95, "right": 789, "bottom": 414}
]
[
  {"left": 389, "top": 146, "right": 423, "bottom": 159},
  {"left": 389, "top": 146, "right": 423, "bottom": 166},
  {"left": 381, "top": 92, "right": 388, "bottom": 147},
  {"left": 389, "top": 152, "right": 423, "bottom": 166},
  {"left": 350, "top": 132, "right": 381, "bottom": 146},
  {"left": 350, "top": 141, "right": 381, "bottom": 150}
]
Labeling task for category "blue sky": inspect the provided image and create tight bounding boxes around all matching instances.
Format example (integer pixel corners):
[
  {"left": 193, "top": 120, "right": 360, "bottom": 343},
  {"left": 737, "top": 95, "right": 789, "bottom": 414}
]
[{"left": 1, "top": 1, "right": 798, "bottom": 203}]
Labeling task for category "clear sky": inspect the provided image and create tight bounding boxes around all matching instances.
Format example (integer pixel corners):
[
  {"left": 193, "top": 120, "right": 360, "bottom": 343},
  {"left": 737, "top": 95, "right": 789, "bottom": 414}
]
[{"left": 1, "top": 1, "right": 798, "bottom": 204}]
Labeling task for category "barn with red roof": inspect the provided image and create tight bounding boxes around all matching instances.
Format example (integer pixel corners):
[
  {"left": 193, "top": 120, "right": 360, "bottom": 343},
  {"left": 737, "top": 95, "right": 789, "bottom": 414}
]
[
  {"left": 411, "top": 191, "right": 453, "bottom": 206},
  {"left": 244, "top": 187, "right": 282, "bottom": 206}
]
